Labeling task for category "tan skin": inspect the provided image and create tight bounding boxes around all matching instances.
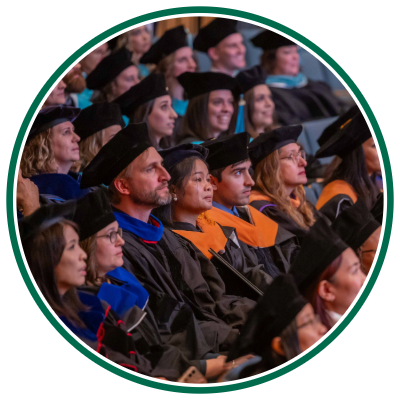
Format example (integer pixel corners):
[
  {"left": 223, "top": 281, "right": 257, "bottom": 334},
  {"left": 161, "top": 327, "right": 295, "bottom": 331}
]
[
  {"left": 272, "top": 303, "right": 327, "bottom": 356},
  {"left": 279, "top": 143, "right": 308, "bottom": 196},
  {"left": 109, "top": 65, "right": 140, "bottom": 102},
  {"left": 272, "top": 45, "right": 300, "bottom": 76},
  {"left": 44, "top": 80, "right": 66, "bottom": 106},
  {"left": 318, "top": 248, "right": 366, "bottom": 316},
  {"left": 249, "top": 85, "right": 275, "bottom": 137},
  {"left": 362, "top": 137, "right": 381, "bottom": 175},
  {"left": 210, "top": 160, "right": 255, "bottom": 210},
  {"left": 360, "top": 226, "right": 381, "bottom": 273},
  {"left": 102, "top": 125, "right": 122, "bottom": 146},
  {"left": 208, "top": 90, "right": 235, "bottom": 138},
  {"left": 126, "top": 26, "right": 152, "bottom": 64},
  {"left": 208, "top": 33, "right": 246, "bottom": 76},
  {"left": 16, "top": 168, "right": 40, "bottom": 216},
  {"left": 80, "top": 43, "right": 109, "bottom": 75}
]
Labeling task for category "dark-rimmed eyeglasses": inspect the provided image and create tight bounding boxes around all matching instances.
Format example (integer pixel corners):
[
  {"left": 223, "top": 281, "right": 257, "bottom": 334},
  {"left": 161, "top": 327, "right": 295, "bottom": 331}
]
[
  {"left": 280, "top": 150, "right": 306, "bottom": 164},
  {"left": 97, "top": 228, "right": 123, "bottom": 244}
]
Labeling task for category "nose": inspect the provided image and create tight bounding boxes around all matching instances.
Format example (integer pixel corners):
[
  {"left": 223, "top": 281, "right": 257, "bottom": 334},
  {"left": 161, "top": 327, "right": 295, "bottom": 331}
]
[
  {"left": 160, "top": 165, "right": 171, "bottom": 182},
  {"left": 299, "top": 155, "right": 307, "bottom": 167},
  {"left": 80, "top": 248, "right": 87, "bottom": 261},
  {"left": 116, "top": 234, "right": 125, "bottom": 247},
  {"left": 189, "top": 57, "right": 197, "bottom": 70},
  {"left": 59, "top": 80, "right": 67, "bottom": 90},
  {"left": 72, "top": 132, "right": 80, "bottom": 143},
  {"left": 245, "top": 173, "right": 255, "bottom": 187},
  {"left": 170, "top": 106, "right": 178, "bottom": 119},
  {"left": 73, "top": 63, "right": 81, "bottom": 71}
]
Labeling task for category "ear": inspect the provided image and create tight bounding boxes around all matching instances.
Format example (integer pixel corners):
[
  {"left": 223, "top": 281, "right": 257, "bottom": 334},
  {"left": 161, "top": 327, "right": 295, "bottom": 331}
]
[
  {"left": 209, "top": 175, "right": 218, "bottom": 191},
  {"left": 170, "top": 184, "right": 177, "bottom": 195},
  {"left": 271, "top": 337, "right": 285, "bottom": 356},
  {"left": 113, "top": 178, "right": 130, "bottom": 196},
  {"left": 208, "top": 47, "right": 218, "bottom": 63},
  {"left": 318, "top": 280, "right": 336, "bottom": 303}
]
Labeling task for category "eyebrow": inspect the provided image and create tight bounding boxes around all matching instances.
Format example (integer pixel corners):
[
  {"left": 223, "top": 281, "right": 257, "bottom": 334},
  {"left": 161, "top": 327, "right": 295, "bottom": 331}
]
[
  {"left": 67, "top": 239, "right": 77, "bottom": 245},
  {"left": 231, "top": 167, "right": 246, "bottom": 173},
  {"left": 143, "top": 162, "right": 158, "bottom": 170}
]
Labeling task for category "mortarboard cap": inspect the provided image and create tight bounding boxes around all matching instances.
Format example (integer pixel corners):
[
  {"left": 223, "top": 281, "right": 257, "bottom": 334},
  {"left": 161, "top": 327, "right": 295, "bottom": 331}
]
[
  {"left": 248, "top": 125, "right": 302, "bottom": 168},
  {"left": 251, "top": 29, "right": 296, "bottom": 51},
  {"left": 159, "top": 143, "right": 209, "bottom": 172},
  {"left": 370, "top": 192, "right": 383, "bottom": 225},
  {"left": 202, "top": 131, "right": 250, "bottom": 171},
  {"left": 80, "top": 122, "right": 152, "bottom": 189},
  {"left": 236, "top": 65, "right": 267, "bottom": 94}
]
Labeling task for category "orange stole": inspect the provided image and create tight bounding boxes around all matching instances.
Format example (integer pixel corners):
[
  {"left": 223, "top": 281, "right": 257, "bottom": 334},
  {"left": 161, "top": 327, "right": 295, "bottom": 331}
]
[
  {"left": 316, "top": 180, "right": 358, "bottom": 210},
  {"left": 249, "top": 190, "right": 300, "bottom": 209},
  {"left": 207, "top": 206, "right": 278, "bottom": 248},
  {"left": 172, "top": 220, "right": 228, "bottom": 260}
]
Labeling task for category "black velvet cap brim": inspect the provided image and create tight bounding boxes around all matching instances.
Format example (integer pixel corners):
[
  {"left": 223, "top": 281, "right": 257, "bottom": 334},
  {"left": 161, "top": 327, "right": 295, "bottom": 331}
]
[
  {"left": 236, "top": 65, "right": 267, "bottom": 94},
  {"left": 251, "top": 29, "right": 296, "bottom": 51},
  {"left": 80, "top": 123, "right": 152, "bottom": 189},
  {"left": 248, "top": 125, "right": 303, "bottom": 168},
  {"left": 203, "top": 131, "right": 250, "bottom": 171},
  {"left": 159, "top": 143, "right": 209, "bottom": 171},
  {"left": 140, "top": 25, "right": 188, "bottom": 64}
]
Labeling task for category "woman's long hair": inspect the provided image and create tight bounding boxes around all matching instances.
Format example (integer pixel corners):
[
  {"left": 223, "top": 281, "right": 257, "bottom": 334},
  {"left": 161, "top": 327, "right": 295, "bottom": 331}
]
[
  {"left": 325, "top": 147, "right": 379, "bottom": 208},
  {"left": 79, "top": 234, "right": 100, "bottom": 286},
  {"left": 22, "top": 219, "right": 86, "bottom": 327},
  {"left": 79, "top": 130, "right": 104, "bottom": 170},
  {"left": 260, "top": 50, "right": 277, "bottom": 74},
  {"left": 253, "top": 149, "right": 315, "bottom": 229},
  {"left": 304, "top": 254, "right": 342, "bottom": 330}
]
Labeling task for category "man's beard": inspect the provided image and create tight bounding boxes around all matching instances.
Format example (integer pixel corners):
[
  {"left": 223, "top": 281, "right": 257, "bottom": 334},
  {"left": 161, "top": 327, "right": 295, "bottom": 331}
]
[
  {"left": 63, "top": 71, "right": 87, "bottom": 94},
  {"left": 130, "top": 184, "right": 172, "bottom": 208}
]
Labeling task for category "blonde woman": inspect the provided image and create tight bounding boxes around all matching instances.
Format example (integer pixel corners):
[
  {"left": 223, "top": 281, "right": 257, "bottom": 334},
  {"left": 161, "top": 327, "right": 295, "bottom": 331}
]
[
  {"left": 73, "top": 103, "right": 125, "bottom": 170},
  {"left": 248, "top": 125, "right": 316, "bottom": 242},
  {"left": 20, "top": 105, "right": 90, "bottom": 201}
]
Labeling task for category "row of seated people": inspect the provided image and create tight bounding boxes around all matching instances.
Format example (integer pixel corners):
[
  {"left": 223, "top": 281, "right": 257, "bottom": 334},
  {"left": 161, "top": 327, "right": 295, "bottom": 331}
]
[
  {"left": 17, "top": 104, "right": 382, "bottom": 381},
  {"left": 43, "top": 18, "right": 350, "bottom": 151}
]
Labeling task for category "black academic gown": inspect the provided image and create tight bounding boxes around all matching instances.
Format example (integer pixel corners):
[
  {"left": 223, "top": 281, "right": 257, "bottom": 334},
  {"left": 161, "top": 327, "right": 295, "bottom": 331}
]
[
  {"left": 120, "top": 227, "right": 239, "bottom": 355},
  {"left": 270, "top": 80, "right": 344, "bottom": 126}
]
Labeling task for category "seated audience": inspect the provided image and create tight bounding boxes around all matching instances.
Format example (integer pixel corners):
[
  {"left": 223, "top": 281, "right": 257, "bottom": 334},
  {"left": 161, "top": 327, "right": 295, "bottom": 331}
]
[
  {"left": 73, "top": 102, "right": 125, "bottom": 169},
  {"left": 236, "top": 66, "right": 277, "bottom": 138},
  {"left": 80, "top": 43, "right": 109, "bottom": 76},
  {"left": 315, "top": 112, "right": 380, "bottom": 221},
  {"left": 291, "top": 219, "right": 366, "bottom": 330},
  {"left": 177, "top": 71, "right": 240, "bottom": 144},
  {"left": 63, "top": 63, "right": 90, "bottom": 109},
  {"left": 248, "top": 126, "right": 316, "bottom": 241},
  {"left": 193, "top": 18, "right": 246, "bottom": 77},
  {"left": 113, "top": 74, "right": 177, "bottom": 149},
  {"left": 20, "top": 105, "right": 90, "bottom": 202},
  {"left": 251, "top": 29, "right": 345, "bottom": 125}
]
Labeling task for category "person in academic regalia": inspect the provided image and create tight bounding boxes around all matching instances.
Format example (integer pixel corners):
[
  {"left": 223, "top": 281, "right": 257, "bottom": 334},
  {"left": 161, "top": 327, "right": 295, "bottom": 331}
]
[
  {"left": 43, "top": 80, "right": 67, "bottom": 107},
  {"left": 62, "top": 63, "right": 91, "bottom": 109},
  {"left": 20, "top": 105, "right": 91, "bottom": 203},
  {"left": 86, "top": 47, "right": 140, "bottom": 103},
  {"left": 193, "top": 18, "right": 246, "bottom": 77},
  {"left": 140, "top": 25, "right": 197, "bottom": 141},
  {"left": 80, "top": 123, "right": 243, "bottom": 354},
  {"left": 72, "top": 188, "right": 230, "bottom": 380},
  {"left": 225, "top": 274, "right": 327, "bottom": 378},
  {"left": 19, "top": 206, "right": 166, "bottom": 378},
  {"left": 251, "top": 29, "right": 345, "bottom": 125},
  {"left": 73, "top": 102, "right": 125, "bottom": 169},
  {"left": 116, "top": 25, "right": 153, "bottom": 78},
  {"left": 80, "top": 43, "right": 109, "bottom": 76},
  {"left": 235, "top": 66, "right": 278, "bottom": 139},
  {"left": 315, "top": 111, "right": 380, "bottom": 221},
  {"left": 290, "top": 218, "right": 366, "bottom": 330},
  {"left": 112, "top": 73, "right": 177, "bottom": 149},
  {"left": 154, "top": 143, "right": 268, "bottom": 297},
  {"left": 176, "top": 71, "right": 241, "bottom": 144},
  {"left": 248, "top": 125, "right": 318, "bottom": 242},
  {"left": 331, "top": 200, "right": 381, "bottom": 274}
]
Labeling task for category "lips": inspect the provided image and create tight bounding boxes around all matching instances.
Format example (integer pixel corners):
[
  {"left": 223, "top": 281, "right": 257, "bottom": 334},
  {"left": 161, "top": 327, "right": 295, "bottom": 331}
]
[{"left": 204, "top": 196, "right": 213, "bottom": 201}]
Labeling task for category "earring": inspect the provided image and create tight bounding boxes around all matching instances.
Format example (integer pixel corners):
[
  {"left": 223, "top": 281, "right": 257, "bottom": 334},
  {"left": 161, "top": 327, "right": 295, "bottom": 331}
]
[{"left": 173, "top": 194, "right": 177, "bottom": 201}]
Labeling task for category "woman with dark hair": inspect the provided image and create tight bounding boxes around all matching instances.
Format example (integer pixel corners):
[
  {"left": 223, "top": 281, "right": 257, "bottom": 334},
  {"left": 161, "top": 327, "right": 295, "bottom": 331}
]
[
  {"left": 20, "top": 105, "right": 91, "bottom": 202},
  {"left": 315, "top": 112, "right": 380, "bottom": 221},
  {"left": 176, "top": 72, "right": 240, "bottom": 144},
  {"left": 248, "top": 125, "right": 316, "bottom": 241},
  {"left": 236, "top": 66, "right": 277, "bottom": 139},
  {"left": 291, "top": 218, "right": 366, "bottom": 330},
  {"left": 251, "top": 29, "right": 344, "bottom": 125},
  {"left": 224, "top": 274, "right": 327, "bottom": 378},
  {"left": 113, "top": 74, "right": 177, "bottom": 149}
]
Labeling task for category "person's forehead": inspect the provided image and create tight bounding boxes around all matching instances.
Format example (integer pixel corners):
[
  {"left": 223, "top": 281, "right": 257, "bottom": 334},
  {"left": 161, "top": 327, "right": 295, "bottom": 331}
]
[
  {"left": 175, "top": 46, "right": 193, "bottom": 57},
  {"left": 55, "top": 120, "right": 74, "bottom": 130},
  {"left": 209, "top": 89, "right": 233, "bottom": 99},
  {"left": 280, "top": 143, "right": 300, "bottom": 153},
  {"left": 219, "top": 32, "right": 243, "bottom": 46}
]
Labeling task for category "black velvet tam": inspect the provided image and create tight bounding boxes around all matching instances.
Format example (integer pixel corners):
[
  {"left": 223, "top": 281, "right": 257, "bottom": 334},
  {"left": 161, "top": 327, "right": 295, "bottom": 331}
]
[
  {"left": 370, "top": 193, "right": 383, "bottom": 224},
  {"left": 332, "top": 199, "right": 381, "bottom": 252},
  {"left": 248, "top": 125, "right": 302, "bottom": 168},
  {"left": 73, "top": 103, "right": 125, "bottom": 140},
  {"left": 193, "top": 18, "right": 238, "bottom": 53},
  {"left": 315, "top": 112, "right": 371, "bottom": 159},
  {"left": 177, "top": 71, "right": 241, "bottom": 100},
  {"left": 159, "top": 143, "right": 209, "bottom": 172},
  {"left": 113, "top": 73, "right": 168, "bottom": 117},
  {"left": 318, "top": 105, "right": 360, "bottom": 147},
  {"left": 251, "top": 29, "right": 296, "bottom": 51},
  {"left": 74, "top": 187, "right": 116, "bottom": 241},
  {"left": 236, "top": 65, "right": 267, "bottom": 94},
  {"left": 80, "top": 123, "right": 152, "bottom": 189},
  {"left": 290, "top": 218, "right": 349, "bottom": 293},
  {"left": 28, "top": 105, "right": 80, "bottom": 142},
  {"left": 140, "top": 25, "right": 188, "bottom": 65},
  {"left": 18, "top": 200, "right": 77, "bottom": 242},
  {"left": 86, "top": 47, "right": 134, "bottom": 90},
  {"left": 228, "top": 274, "right": 307, "bottom": 361},
  {"left": 202, "top": 131, "right": 250, "bottom": 171}
]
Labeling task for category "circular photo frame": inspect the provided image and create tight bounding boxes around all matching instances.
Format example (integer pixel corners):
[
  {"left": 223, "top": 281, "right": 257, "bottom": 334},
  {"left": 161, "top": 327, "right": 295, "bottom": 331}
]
[{"left": 6, "top": 6, "right": 393, "bottom": 393}]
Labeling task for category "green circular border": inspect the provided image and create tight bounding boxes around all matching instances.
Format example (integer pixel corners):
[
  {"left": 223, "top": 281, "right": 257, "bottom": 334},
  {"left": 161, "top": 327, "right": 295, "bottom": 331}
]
[{"left": 6, "top": 6, "right": 393, "bottom": 393}]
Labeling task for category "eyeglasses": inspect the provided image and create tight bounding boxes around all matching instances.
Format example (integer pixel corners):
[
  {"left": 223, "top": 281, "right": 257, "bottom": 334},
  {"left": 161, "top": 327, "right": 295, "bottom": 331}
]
[
  {"left": 280, "top": 150, "right": 306, "bottom": 164},
  {"left": 297, "top": 314, "right": 321, "bottom": 330},
  {"left": 97, "top": 228, "right": 123, "bottom": 244}
]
